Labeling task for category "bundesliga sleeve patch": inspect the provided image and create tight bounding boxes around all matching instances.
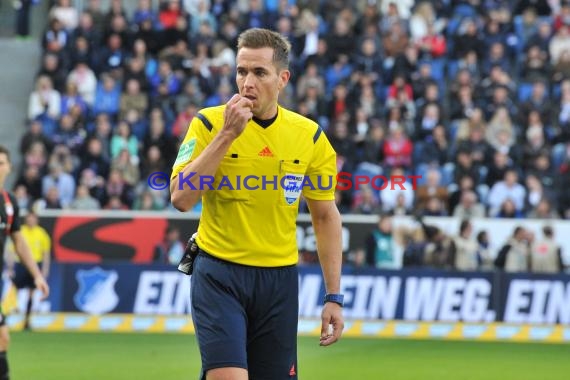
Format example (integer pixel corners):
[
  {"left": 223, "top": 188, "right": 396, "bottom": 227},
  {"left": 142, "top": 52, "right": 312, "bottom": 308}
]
[{"left": 174, "top": 138, "right": 196, "bottom": 166}]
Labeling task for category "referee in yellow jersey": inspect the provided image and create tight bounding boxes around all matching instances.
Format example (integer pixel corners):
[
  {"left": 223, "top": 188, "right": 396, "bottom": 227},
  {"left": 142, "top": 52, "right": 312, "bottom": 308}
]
[
  {"left": 9, "top": 210, "right": 50, "bottom": 331},
  {"left": 171, "top": 28, "right": 344, "bottom": 380}
]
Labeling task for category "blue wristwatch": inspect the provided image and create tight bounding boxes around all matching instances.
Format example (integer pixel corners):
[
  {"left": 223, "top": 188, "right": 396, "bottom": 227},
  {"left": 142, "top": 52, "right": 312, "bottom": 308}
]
[{"left": 323, "top": 293, "right": 344, "bottom": 307}]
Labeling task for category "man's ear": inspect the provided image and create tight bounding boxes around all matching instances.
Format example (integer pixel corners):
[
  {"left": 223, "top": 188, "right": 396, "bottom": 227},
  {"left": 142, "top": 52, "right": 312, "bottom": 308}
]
[{"left": 279, "top": 69, "right": 291, "bottom": 90}]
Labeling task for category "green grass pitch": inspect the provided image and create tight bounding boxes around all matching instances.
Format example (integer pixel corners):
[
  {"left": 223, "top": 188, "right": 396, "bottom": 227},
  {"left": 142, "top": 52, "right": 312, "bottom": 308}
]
[{"left": 9, "top": 332, "right": 570, "bottom": 379}]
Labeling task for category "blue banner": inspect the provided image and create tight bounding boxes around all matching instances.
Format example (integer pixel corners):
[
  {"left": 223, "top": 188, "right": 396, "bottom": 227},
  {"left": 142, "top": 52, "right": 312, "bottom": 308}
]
[{"left": 45, "top": 263, "right": 570, "bottom": 325}]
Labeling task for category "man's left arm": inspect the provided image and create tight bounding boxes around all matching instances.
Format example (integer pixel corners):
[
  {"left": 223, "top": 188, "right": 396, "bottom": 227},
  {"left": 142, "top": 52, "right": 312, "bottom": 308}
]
[
  {"left": 306, "top": 198, "right": 344, "bottom": 347},
  {"left": 11, "top": 231, "right": 49, "bottom": 299}
]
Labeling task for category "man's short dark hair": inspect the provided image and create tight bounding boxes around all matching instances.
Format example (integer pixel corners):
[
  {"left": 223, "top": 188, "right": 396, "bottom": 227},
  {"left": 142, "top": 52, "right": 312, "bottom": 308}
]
[
  {"left": 237, "top": 28, "right": 291, "bottom": 69},
  {"left": 459, "top": 219, "right": 471, "bottom": 234},
  {"left": 543, "top": 225, "right": 553, "bottom": 237},
  {"left": 0, "top": 145, "right": 10, "bottom": 163}
]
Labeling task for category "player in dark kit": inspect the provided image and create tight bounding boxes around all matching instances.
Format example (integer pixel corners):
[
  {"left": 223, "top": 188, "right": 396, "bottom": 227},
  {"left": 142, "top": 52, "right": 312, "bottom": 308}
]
[{"left": 0, "top": 145, "right": 49, "bottom": 379}]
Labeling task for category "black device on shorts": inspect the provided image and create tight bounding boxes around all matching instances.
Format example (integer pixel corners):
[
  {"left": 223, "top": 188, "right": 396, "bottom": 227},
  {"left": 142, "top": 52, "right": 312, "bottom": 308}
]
[{"left": 177, "top": 232, "right": 199, "bottom": 275}]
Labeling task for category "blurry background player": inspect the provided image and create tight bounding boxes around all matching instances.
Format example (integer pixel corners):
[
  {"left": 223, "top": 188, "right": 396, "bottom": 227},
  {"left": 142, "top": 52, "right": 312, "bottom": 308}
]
[
  {"left": 0, "top": 145, "right": 49, "bottom": 379},
  {"left": 6, "top": 210, "right": 51, "bottom": 331}
]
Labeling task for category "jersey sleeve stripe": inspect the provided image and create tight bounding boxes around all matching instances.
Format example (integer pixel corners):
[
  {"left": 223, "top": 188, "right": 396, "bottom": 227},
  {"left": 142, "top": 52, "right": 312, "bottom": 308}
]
[
  {"left": 196, "top": 113, "right": 213, "bottom": 132},
  {"left": 313, "top": 125, "right": 323, "bottom": 143}
]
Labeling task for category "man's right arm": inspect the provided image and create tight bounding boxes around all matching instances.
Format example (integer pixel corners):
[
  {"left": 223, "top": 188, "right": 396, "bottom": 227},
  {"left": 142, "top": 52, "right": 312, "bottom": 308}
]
[
  {"left": 170, "top": 132, "right": 236, "bottom": 211},
  {"left": 170, "top": 95, "right": 253, "bottom": 212}
]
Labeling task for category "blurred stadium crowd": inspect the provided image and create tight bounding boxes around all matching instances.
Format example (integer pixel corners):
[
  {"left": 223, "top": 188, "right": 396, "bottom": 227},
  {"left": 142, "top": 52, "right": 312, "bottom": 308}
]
[{"left": 12, "top": 0, "right": 570, "bottom": 223}]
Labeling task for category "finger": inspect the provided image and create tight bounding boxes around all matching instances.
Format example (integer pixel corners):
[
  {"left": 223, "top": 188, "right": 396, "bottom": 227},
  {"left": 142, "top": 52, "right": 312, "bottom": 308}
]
[
  {"left": 237, "top": 96, "right": 253, "bottom": 109},
  {"left": 226, "top": 94, "right": 242, "bottom": 106},
  {"left": 332, "top": 320, "right": 344, "bottom": 341},
  {"left": 319, "top": 332, "right": 337, "bottom": 346},
  {"left": 320, "top": 317, "right": 329, "bottom": 339}
]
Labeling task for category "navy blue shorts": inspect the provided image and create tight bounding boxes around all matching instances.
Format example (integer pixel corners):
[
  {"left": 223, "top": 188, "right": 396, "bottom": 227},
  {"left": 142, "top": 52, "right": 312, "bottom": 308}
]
[
  {"left": 191, "top": 250, "right": 299, "bottom": 380},
  {"left": 13, "top": 262, "right": 40, "bottom": 289}
]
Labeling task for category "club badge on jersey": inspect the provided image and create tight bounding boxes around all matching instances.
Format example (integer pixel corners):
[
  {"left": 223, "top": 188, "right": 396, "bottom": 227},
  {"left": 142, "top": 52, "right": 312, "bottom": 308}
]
[
  {"left": 283, "top": 174, "right": 303, "bottom": 205},
  {"left": 2, "top": 191, "right": 14, "bottom": 234}
]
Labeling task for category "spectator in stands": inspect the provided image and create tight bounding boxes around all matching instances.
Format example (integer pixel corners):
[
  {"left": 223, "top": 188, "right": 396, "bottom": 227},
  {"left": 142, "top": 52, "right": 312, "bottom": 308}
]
[
  {"left": 415, "top": 169, "right": 448, "bottom": 212},
  {"left": 42, "top": 18, "right": 69, "bottom": 58},
  {"left": 72, "top": 11, "right": 101, "bottom": 51},
  {"left": 13, "top": 184, "right": 32, "bottom": 215},
  {"left": 119, "top": 79, "right": 148, "bottom": 120},
  {"left": 486, "top": 107, "right": 515, "bottom": 151},
  {"left": 415, "top": 102, "right": 441, "bottom": 140},
  {"left": 104, "top": 169, "right": 134, "bottom": 208},
  {"left": 37, "top": 53, "right": 67, "bottom": 93},
  {"left": 61, "top": 82, "right": 88, "bottom": 120},
  {"left": 420, "top": 196, "right": 447, "bottom": 216},
  {"left": 16, "top": 166, "right": 43, "bottom": 202},
  {"left": 496, "top": 198, "right": 525, "bottom": 219},
  {"left": 41, "top": 161, "right": 76, "bottom": 208},
  {"left": 133, "top": 190, "right": 163, "bottom": 211},
  {"left": 365, "top": 212, "right": 399, "bottom": 269},
  {"left": 452, "top": 18, "right": 484, "bottom": 60},
  {"left": 28, "top": 76, "right": 61, "bottom": 124},
  {"left": 530, "top": 226, "right": 564, "bottom": 273},
  {"left": 525, "top": 174, "right": 551, "bottom": 211},
  {"left": 49, "top": 0, "right": 79, "bottom": 32},
  {"left": 52, "top": 114, "right": 86, "bottom": 155},
  {"left": 523, "top": 114, "right": 550, "bottom": 163},
  {"left": 172, "top": 102, "right": 197, "bottom": 139},
  {"left": 111, "top": 148, "right": 140, "bottom": 187},
  {"left": 420, "top": 125, "right": 450, "bottom": 166},
  {"left": 36, "top": 186, "right": 63, "bottom": 210},
  {"left": 488, "top": 169, "right": 526, "bottom": 217},
  {"left": 453, "top": 190, "right": 486, "bottom": 219},
  {"left": 380, "top": 167, "right": 415, "bottom": 212},
  {"left": 49, "top": 144, "right": 75, "bottom": 176},
  {"left": 93, "top": 73, "right": 121, "bottom": 117},
  {"left": 154, "top": 225, "right": 184, "bottom": 264},
  {"left": 453, "top": 148, "right": 480, "bottom": 186},
  {"left": 20, "top": 120, "right": 52, "bottom": 159},
  {"left": 143, "top": 117, "right": 177, "bottom": 166},
  {"left": 454, "top": 106, "right": 486, "bottom": 143},
  {"left": 521, "top": 82, "right": 552, "bottom": 127},
  {"left": 103, "top": 195, "right": 129, "bottom": 210},
  {"left": 110, "top": 121, "right": 139, "bottom": 161},
  {"left": 133, "top": 0, "right": 158, "bottom": 26},
  {"left": 449, "top": 175, "right": 478, "bottom": 213},
  {"left": 486, "top": 151, "right": 512, "bottom": 187},
  {"left": 67, "top": 60, "right": 97, "bottom": 107},
  {"left": 383, "top": 125, "right": 413, "bottom": 169},
  {"left": 78, "top": 137, "right": 110, "bottom": 180},
  {"left": 549, "top": 25, "right": 570, "bottom": 65},
  {"left": 69, "top": 184, "right": 101, "bottom": 210},
  {"left": 78, "top": 168, "right": 106, "bottom": 205},
  {"left": 357, "top": 120, "right": 385, "bottom": 165},
  {"left": 528, "top": 198, "right": 560, "bottom": 219},
  {"left": 351, "top": 185, "right": 381, "bottom": 215},
  {"left": 552, "top": 50, "right": 570, "bottom": 83}
]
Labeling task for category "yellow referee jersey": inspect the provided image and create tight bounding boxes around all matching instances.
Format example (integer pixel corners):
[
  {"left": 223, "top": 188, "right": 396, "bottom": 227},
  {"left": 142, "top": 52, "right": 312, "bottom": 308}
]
[
  {"left": 17, "top": 225, "right": 51, "bottom": 263},
  {"left": 172, "top": 105, "right": 337, "bottom": 267}
]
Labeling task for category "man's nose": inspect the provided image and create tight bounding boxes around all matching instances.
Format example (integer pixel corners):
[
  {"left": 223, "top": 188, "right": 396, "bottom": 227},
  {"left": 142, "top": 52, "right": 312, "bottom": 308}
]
[{"left": 243, "top": 73, "right": 255, "bottom": 88}]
